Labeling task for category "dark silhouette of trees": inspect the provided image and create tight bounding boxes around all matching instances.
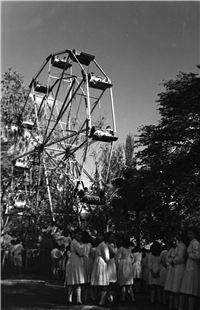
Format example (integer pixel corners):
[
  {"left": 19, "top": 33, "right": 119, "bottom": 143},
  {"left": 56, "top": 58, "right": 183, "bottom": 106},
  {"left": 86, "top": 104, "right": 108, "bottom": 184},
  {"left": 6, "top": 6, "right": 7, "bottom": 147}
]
[{"left": 135, "top": 72, "right": 200, "bottom": 235}]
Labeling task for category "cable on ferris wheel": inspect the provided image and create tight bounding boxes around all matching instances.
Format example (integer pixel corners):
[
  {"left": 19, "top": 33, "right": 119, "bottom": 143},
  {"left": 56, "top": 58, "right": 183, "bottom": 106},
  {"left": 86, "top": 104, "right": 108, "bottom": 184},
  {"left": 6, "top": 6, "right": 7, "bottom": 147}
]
[{"left": 11, "top": 49, "right": 118, "bottom": 223}]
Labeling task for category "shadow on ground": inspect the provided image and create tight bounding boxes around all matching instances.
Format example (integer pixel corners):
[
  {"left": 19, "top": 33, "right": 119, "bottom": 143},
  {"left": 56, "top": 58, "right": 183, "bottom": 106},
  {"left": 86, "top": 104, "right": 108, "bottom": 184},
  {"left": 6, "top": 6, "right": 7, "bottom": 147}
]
[{"left": 1, "top": 275, "right": 163, "bottom": 310}]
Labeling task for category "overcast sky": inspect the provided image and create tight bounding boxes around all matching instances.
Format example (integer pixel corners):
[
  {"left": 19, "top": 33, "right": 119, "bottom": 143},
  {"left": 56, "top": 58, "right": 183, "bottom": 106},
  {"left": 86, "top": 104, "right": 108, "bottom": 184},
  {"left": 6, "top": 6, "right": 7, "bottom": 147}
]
[{"left": 1, "top": 1, "right": 199, "bottom": 145}]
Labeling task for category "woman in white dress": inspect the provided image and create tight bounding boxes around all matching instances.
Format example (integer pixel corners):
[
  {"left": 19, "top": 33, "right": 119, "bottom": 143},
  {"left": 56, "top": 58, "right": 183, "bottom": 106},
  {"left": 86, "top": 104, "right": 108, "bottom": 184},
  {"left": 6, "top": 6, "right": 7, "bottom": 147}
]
[
  {"left": 90, "top": 231, "right": 110, "bottom": 306},
  {"left": 159, "top": 244, "right": 168, "bottom": 306},
  {"left": 66, "top": 228, "right": 85, "bottom": 305},
  {"left": 105, "top": 231, "right": 117, "bottom": 304},
  {"left": 148, "top": 241, "right": 162, "bottom": 305},
  {"left": 81, "top": 230, "right": 93, "bottom": 304},
  {"left": 141, "top": 246, "right": 150, "bottom": 293},
  {"left": 132, "top": 246, "right": 143, "bottom": 293},
  {"left": 179, "top": 227, "right": 200, "bottom": 310},
  {"left": 116, "top": 236, "right": 135, "bottom": 304},
  {"left": 170, "top": 230, "right": 187, "bottom": 310},
  {"left": 164, "top": 237, "right": 177, "bottom": 309}
]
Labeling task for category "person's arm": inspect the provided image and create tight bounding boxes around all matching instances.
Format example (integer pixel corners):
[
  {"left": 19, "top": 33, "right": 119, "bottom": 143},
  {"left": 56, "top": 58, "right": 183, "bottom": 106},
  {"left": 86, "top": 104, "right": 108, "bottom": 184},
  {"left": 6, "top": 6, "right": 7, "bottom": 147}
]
[
  {"left": 101, "top": 243, "right": 110, "bottom": 263},
  {"left": 107, "top": 243, "right": 116, "bottom": 259}
]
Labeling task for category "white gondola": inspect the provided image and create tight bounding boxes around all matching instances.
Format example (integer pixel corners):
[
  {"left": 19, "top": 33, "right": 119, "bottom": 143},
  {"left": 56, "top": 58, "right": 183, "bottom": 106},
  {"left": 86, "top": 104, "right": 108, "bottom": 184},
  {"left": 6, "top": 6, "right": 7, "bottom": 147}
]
[
  {"left": 70, "top": 50, "right": 95, "bottom": 66},
  {"left": 80, "top": 194, "right": 105, "bottom": 205},
  {"left": 14, "top": 200, "right": 26, "bottom": 208},
  {"left": 14, "top": 159, "right": 29, "bottom": 176},
  {"left": 88, "top": 72, "right": 113, "bottom": 90},
  {"left": 90, "top": 126, "right": 118, "bottom": 142},
  {"left": 34, "top": 81, "right": 48, "bottom": 94},
  {"left": 15, "top": 158, "right": 29, "bottom": 169},
  {"left": 51, "top": 55, "right": 72, "bottom": 70}
]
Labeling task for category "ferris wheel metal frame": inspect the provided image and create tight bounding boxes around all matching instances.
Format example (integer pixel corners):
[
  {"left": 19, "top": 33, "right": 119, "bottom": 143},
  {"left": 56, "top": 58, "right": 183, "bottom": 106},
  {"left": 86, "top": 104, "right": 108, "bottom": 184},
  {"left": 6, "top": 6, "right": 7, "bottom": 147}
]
[{"left": 12, "top": 48, "right": 118, "bottom": 222}]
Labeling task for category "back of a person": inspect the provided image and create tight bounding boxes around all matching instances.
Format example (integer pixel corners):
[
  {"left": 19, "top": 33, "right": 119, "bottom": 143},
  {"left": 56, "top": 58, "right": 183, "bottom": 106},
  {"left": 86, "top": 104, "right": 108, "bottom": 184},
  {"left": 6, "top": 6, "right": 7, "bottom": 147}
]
[
  {"left": 82, "top": 242, "right": 92, "bottom": 257},
  {"left": 151, "top": 253, "right": 160, "bottom": 273},
  {"left": 121, "top": 246, "right": 132, "bottom": 261},
  {"left": 95, "top": 241, "right": 105, "bottom": 260},
  {"left": 134, "top": 251, "right": 142, "bottom": 261}
]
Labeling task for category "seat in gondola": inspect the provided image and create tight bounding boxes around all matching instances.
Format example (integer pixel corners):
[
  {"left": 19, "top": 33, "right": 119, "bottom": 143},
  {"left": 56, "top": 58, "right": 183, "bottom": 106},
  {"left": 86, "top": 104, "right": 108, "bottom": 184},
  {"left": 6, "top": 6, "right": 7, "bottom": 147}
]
[
  {"left": 51, "top": 56, "right": 72, "bottom": 70},
  {"left": 34, "top": 81, "right": 48, "bottom": 94},
  {"left": 88, "top": 73, "right": 113, "bottom": 90},
  {"left": 70, "top": 50, "right": 95, "bottom": 66},
  {"left": 90, "top": 126, "right": 118, "bottom": 142}
]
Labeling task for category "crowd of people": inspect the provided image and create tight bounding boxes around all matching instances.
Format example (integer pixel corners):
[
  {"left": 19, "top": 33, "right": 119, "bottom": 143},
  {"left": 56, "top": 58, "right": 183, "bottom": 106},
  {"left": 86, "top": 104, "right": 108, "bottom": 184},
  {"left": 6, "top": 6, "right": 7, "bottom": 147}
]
[{"left": 50, "top": 226, "right": 200, "bottom": 310}]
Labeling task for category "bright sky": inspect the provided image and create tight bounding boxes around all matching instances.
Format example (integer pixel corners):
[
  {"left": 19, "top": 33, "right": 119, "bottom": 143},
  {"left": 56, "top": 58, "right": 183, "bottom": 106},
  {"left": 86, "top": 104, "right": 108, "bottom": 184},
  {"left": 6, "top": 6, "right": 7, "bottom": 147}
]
[{"left": 1, "top": 1, "right": 199, "bottom": 145}]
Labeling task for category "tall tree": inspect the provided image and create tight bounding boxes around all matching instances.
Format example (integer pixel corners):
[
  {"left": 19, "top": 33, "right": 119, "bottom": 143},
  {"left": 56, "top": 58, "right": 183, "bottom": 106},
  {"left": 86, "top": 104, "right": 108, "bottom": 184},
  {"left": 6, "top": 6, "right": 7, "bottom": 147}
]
[
  {"left": 135, "top": 72, "right": 200, "bottom": 231},
  {"left": 124, "top": 133, "right": 135, "bottom": 168}
]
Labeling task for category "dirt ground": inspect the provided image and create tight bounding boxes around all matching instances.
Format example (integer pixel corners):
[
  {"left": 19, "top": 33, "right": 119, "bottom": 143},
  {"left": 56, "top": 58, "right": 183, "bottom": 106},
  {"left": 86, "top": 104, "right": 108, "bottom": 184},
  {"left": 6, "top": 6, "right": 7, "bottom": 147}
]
[{"left": 1, "top": 275, "right": 165, "bottom": 310}]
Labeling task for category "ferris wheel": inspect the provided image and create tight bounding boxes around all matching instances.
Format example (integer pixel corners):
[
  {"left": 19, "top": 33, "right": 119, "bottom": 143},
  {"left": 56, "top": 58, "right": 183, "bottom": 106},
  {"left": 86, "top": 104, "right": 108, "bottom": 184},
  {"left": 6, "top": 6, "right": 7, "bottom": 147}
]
[{"left": 12, "top": 49, "right": 118, "bottom": 222}]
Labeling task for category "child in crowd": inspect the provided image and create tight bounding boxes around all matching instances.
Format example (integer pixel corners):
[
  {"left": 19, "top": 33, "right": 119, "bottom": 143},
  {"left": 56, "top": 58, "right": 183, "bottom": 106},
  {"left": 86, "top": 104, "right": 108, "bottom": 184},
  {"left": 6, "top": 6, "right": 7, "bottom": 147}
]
[
  {"left": 90, "top": 231, "right": 110, "bottom": 307},
  {"left": 170, "top": 230, "right": 187, "bottom": 310},
  {"left": 179, "top": 226, "right": 200, "bottom": 310},
  {"left": 66, "top": 228, "right": 85, "bottom": 305},
  {"left": 132, "top": 245, "right": 143, "bottom": 293},
  {"left": 81, "top": 230, "right": 93, "bottom": 304},
  {"left": 51, "top": 243, "right": 63, "bottom": 282},
  {"left": 148, "top": 241, "right": 162, "bottom": 305},
  {"left": 13, "top": 239, "right": 24, "bottom": 276},
  {"left": 164, "top": 236, "right": 177, "bottom": 309},
  {"left": 105, "top": 231, "right": 117, "bottom": 305},
  {"left": 159, "top": 243, "right": 168, "bottom": 306},
  {"left": 116, "top": 235, "right": 136, "bottom": 304}
]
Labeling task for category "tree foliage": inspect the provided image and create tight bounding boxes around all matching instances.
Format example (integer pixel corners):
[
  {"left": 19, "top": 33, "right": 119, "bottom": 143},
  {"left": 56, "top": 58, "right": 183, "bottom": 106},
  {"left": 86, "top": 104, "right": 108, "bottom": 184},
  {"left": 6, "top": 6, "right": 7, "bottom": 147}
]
[
  {"left": 1, "top": 68, "right": 34, "bottom": 127},
  {"left": 134, "top": 72, "right": 200, "bottom": 236}
]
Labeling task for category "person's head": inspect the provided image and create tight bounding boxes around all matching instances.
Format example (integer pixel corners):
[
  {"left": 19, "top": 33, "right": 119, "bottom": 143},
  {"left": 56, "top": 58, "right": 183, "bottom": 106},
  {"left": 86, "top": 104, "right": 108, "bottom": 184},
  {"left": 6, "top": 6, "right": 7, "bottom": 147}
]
[
  {"left": 96, "top": 231, "right": 105, "bottom": 245},
  {"left": 133, "top": 245, "right": 142, "bottom": 253},
  {"left": 122, "top": 236, "right": 131, "bottom": 248},
  {"left": 186, "top": 226, "right": 199, "bottom": 242},
  {"left": 82, "top": 230, "right": 93, "bottom": 244},
  {"left": 151, "top": 241, "right": 162, "bottom": 256},
  {"left": 11, "top": 239, "right": 16, "bottom": 245},
  {"left": 144, "top": 244, "right": 151, "bottom": 252},
  {"left": 171, "top": 237, "right": 177, "bottom": 248},
  {"left": 175, "top": 230, "right": 188, "bottom": 245},
  {"left": 73, "top": 228, "right": 82, "bottom": 243},
  {"left": 105, "top": 231, "right": 115, "bottom": 244},
  {"left": 63, "top": 229, "right": 71, "bottom": 237},
  {"left": 116, "top": 234, "right": 123, "bottom": 248}
]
